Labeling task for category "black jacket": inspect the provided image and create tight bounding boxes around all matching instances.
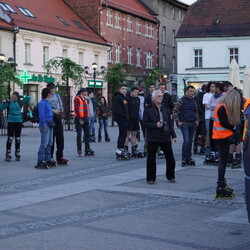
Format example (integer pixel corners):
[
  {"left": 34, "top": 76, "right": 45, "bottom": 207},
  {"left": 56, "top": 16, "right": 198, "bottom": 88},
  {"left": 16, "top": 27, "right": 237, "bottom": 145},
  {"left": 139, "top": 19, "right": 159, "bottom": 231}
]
[
  {"left": 127, "top": 95, "right": 140, "bottom": 120},
  {"left": 162, "top": 92, "right": 174, "bottom": 113},
  {"left": 114, "top": 92, "right": 129, "bottom": 122},
  {"left": 143, "top": 103, "right": 176, "bottom": 142}
]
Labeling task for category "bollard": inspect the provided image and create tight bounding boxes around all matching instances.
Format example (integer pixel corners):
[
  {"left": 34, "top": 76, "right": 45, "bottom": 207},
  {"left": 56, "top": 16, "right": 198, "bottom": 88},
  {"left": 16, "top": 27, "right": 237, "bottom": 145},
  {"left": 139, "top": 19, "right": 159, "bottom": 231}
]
[{"left": 243, "top": 116, "right": 250, "bottom": 223}]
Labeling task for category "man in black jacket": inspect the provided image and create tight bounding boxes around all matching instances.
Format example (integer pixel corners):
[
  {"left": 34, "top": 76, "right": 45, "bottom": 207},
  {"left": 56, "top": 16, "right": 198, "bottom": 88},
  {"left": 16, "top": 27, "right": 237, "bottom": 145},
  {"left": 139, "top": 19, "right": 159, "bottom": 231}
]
[
  {"left": 143, "top": 90, "right": 177, "bottom": 184},
  {"left": 114, "top": 84, "right": 130, "bottom": 159}
]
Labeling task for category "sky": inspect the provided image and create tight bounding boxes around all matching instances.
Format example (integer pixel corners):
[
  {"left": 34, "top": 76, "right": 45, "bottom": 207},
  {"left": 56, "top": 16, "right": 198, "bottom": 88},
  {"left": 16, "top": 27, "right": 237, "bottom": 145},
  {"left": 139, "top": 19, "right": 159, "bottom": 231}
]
[{"left": 179, "top": 0, "right": 196, "bottom": 5}]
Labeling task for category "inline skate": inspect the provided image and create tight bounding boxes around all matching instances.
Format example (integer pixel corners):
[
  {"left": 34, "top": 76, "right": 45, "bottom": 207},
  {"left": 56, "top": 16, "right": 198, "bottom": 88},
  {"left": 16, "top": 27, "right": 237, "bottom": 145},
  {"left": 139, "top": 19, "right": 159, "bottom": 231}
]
[
  {"left": 46, "top": 159, "right": 58, "bottom": 168},
  {"left": 182, "top": 158, "right": 195, "bottom": 167},
  {"left": 15, "top": 149, "right": 21, "bottom": 161},
  {"left": 215, "top": 180, "right": 235, "bottom": 199},
  {"left": 231, "top": 153, "right": 242, "bottom": 169},
  {"left": 124, "top": 146, "right": 131, "bottom": 158},
  {"left": 85, "top": 148, "right": 95, "bottom": 156},
  {"left": 5, "top": 150, "right": 11, "bottom": 162},
  {"left": 116, "top": 148, "right": 130, "bottom": 160},
  {"left": 203, "top": 152, "right": 216, "bottom": 165},
  {"left": 57, "top": 157, "right": 69, "bottom": 165},
  {"left": 131, "top": 145, "right": 143, "bottom": 158},
  {"left": 35, "top": 161, "right": 49, "bottom": 169}
]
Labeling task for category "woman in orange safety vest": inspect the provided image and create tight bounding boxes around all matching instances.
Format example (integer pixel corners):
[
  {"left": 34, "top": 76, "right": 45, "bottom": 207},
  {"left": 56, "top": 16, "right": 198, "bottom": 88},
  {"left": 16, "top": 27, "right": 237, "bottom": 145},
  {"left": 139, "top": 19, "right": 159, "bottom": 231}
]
[{"left": 212, "top": 90, "right": 241, "bottom": 198}]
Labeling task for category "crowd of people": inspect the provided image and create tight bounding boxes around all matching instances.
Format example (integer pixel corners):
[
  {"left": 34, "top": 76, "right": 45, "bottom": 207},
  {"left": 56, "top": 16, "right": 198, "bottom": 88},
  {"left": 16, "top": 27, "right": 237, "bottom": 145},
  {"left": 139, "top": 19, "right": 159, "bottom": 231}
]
[{"left": 1, "top": 80, "right": 249, "bottom": 199}]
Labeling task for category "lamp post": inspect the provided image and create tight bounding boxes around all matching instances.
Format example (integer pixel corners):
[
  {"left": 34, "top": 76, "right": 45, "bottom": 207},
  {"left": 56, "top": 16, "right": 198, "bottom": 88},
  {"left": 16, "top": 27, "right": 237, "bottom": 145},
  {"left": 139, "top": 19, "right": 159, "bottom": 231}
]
[
  {"left": 0, "top": 53, "right": 15, "bottom": 99},
  {"left": 91, "top": 62, "right": 98, "bottom": 96}
]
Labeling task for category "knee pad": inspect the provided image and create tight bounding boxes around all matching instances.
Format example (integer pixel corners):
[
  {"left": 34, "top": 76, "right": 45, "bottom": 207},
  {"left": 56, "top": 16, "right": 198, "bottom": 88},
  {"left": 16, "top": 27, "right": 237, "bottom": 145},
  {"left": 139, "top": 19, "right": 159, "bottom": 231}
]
[
  {"left": 7, "top": 137, "right": 13, "bottom": 144},
  {"left": 15, "top": 137, "right": 21, "bottom": 144}
]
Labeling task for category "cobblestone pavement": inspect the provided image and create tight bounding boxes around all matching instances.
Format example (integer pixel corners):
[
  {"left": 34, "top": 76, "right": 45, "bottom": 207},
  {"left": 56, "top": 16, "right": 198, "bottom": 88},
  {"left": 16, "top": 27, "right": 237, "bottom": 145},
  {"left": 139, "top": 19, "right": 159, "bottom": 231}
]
[{"left": 0, "top": 123, "right": 249, "bottom": 250}]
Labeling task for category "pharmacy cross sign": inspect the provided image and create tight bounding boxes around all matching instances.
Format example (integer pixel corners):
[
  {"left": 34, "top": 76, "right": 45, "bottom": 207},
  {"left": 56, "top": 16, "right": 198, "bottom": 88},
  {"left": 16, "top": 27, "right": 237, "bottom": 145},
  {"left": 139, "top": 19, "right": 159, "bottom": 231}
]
[{"left": 20, "top": 70, "right": 32, "bottom": 84}]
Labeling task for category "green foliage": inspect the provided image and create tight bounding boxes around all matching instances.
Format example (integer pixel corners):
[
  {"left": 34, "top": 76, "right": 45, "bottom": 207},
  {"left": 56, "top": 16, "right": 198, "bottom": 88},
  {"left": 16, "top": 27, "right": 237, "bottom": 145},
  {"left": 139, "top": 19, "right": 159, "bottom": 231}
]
[
  {"left": 103, "top": 63, "right": 132, "bottom": 93},
  {"left": 44, "top": 57, "right": 84, "bottom": 86},
  {"left": 0, "top": 63, "right": 23, "bottom": 100},
  {"left": 144, "top": 67, "right": 166, "bottom": 88}
]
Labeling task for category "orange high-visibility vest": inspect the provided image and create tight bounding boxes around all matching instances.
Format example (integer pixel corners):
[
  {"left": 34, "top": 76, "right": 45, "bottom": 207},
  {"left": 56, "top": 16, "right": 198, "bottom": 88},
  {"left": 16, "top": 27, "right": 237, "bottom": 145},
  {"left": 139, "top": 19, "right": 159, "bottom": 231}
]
[
  {"left": 243, "top": 99, "right": 250, "bottom": 140},
  {"left": 74, "top": 96, "right": 85, "bottom": 118},
  {"left": 212, "top": 103, "right": 233, "bottom": 139}
]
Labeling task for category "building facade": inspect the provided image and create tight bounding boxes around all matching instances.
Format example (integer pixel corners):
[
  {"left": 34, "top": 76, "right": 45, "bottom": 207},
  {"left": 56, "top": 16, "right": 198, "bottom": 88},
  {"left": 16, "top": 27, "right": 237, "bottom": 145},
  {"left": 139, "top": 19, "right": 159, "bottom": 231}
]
[
  {"left": 0, "top": 0, "right": 108, "bottom": 109},
  {"left": 176, "top": 0, "right": 250, "bottom": 97},
  {"left": 64, "top": 0, "right": 158, "bottom": 87}
]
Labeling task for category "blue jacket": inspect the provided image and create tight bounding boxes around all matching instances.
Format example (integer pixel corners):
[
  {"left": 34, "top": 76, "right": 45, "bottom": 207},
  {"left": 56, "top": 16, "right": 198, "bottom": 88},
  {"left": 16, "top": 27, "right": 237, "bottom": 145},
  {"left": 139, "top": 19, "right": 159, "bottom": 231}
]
[
  {"left": 0, "top": 96, "right": 31, "bottom": 123},
  {"left": 38, "top": 99, "right": 53, "bottom": 127}
]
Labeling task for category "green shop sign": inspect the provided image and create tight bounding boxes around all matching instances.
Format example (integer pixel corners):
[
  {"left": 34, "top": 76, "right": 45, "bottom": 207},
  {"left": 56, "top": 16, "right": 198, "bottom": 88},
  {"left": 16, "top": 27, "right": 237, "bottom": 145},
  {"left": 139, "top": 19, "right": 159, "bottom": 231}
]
[
  {"left": 88, "top": 80, "right": 103, "bottom": 88},
  {"left": 19, "top": 70, "right": 55, "bottom": 84}
]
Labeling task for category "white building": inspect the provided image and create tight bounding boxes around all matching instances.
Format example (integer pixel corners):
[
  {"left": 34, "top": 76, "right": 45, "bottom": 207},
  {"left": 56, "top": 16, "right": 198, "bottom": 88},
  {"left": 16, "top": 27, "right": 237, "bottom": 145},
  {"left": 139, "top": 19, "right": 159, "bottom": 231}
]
[{"left": 176, "top": 0, "right": 250, "bottom": 97}]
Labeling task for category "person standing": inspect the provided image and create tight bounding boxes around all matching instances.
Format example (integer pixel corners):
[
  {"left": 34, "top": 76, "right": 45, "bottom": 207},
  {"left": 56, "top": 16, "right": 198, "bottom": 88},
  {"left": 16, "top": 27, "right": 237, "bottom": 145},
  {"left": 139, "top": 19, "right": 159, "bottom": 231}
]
[
  {"left": 144, "top": 83, "right": 155, "bottom": 107},
  {"left": 124, "top": 87, "right": 143, "bottom": 157},
  {"left": 87, "top": 91, "right": 97, "bottom": 142},
  {"left": 0, "top": 92, "right": 30, "bottom": 161},
  {"left": 74, "top": 88, "right": 95, "bottom": 156},
  {"left": 212, "top": 90, "right": 241, "bottom": 198},
  {"left": 173, "top": 85, "right": 199, "bottom": 166},
  {"left": 114, "top": 84, "right": 130, "bottom": 159},
  {"left": 96, "top": 96, "right": 111, "bottom": 142},
  {"left": 35, "top": 88, "right": 57, "bottom": 169},
  {"left": 47, "top": 82, "right": 68, "bottom": 165},
  {"left": 143, "top": 90, "right": 177, "bottom": 184}
]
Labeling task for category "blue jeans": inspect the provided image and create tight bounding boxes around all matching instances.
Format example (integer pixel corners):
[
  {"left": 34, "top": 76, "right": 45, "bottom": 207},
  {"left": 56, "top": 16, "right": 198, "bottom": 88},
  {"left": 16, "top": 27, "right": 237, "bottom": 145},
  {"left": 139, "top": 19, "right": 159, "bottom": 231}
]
[
  {"left": 38, "top": 126, "right": 53, "bottom": 161},
  {"left": 98, "top": 118, "right": 109, "bottom": 137},
  {"left": 180, "top": 123, "right": 196, "bottom": 160},
  {"left": 88, "top": 117, "right": 95, "bottom": 135}
]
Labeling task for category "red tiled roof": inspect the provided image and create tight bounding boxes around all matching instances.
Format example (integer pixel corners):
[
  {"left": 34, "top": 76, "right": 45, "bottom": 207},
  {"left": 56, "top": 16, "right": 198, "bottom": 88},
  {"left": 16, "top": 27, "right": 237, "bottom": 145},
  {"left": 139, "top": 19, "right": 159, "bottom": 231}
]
[
  {"left": 177, "top": 0, "right": 250, "bottom": 38},
  {"left": 0, "top": 18, "right": 13, "bottom": 29},
  {"left": 2, "top": 0, "right": 107, "bottom": 45},
  {"left": 102, "top": 0, "right": 157, "bottom": 23}
]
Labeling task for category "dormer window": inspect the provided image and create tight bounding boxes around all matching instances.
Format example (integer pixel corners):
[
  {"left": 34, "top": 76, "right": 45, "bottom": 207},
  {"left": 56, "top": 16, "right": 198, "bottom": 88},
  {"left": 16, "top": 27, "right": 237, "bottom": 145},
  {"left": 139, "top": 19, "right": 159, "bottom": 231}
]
[
  {"left": 0, "top": 2, "right": 15, "bottom": 13},
  {"left": 18, "top": 7, "right": 35, "bottom": 18}
]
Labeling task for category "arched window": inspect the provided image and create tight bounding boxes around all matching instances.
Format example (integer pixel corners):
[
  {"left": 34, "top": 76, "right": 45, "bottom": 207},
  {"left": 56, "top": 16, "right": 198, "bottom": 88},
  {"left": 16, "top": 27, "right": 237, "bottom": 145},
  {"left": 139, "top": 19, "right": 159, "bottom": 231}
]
[
  {"left": 115, "top": 12, "right": 121, "bottom": 28},
  {"left": 127, "top": 16, "right": 132, "bottom": 32},
  {"left": 115, "top": 44, "right": 121, "bottom": 63},
  {"left": 127, "top": 46, "right": 133, "bottom": 64},
  {"left": 106, "top": 10, "right": 113, "bottom": 26},
  {"left": 136, "top": 48, "right": 141, "bottom": 67}
]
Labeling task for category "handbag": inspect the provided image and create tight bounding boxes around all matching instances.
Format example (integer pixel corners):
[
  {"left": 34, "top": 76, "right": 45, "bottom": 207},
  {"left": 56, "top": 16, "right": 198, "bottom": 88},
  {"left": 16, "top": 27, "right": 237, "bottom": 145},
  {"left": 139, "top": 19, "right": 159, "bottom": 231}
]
[{"left": 47, "top": 120, "right": 56, "bottom": 128}]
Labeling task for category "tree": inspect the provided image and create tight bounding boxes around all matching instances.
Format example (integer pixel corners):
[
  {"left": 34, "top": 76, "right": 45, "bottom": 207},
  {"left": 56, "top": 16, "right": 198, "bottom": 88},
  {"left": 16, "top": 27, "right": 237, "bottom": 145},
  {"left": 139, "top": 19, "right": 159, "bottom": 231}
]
[
  {"left": 144, "top": 67, "right": 166, "bottom": 89},
  {"left": 44, "top": 57, "right": 84, "bottom": 130},
  {"left": 103, "top": 63, "right": 132, "bottom": 126},
  {"left": 0, "top": 63, "right": 23, "bottom": 101}
]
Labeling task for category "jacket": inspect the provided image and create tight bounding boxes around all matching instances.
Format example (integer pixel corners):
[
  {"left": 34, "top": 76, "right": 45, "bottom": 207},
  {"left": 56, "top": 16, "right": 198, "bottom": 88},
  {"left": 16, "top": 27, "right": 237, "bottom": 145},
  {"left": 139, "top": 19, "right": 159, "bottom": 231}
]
[
  {"left": 96, "top": 104, "right": 110, "bottom": 120},
  {"left": 127, "top": 95, "right": 140, "bottom": 121},
  {"left": 143, "top": 103, "right": 176, "bottom": 142},
  {"left": 212, "top": 103, "right": 234, "bottom": 140},
  {"left": 38, "top": 99, "right": 53, "bottom": 128},
  {"left": 74, "top": 96, "right": 89, "bottom": 119},
  {"left": 0, "top": 96, "right": 31, "bottom": 123},
  {"left": 162, "top": 92, "right": 174, "bottom": 113},
  {"left": 114, "top": 92, "right": 129, "bottom": 122}
]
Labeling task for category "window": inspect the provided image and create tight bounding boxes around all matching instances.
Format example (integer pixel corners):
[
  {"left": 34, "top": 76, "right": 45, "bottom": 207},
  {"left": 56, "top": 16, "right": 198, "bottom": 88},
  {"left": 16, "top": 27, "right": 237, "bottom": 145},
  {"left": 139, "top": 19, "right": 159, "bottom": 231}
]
[
  {"left": 145, "top": 22, "right": 149, "bottom": 37},
  {"left": 172, "top": 30, "right": 176, "bottom": 46},
  {"left": 136, "top": 48, "right": 141, "bottom": 67},
  {"left": 178, "top": 10, "right": 182, "bottom": 21},
  {"left": 18, "top": 7, "right": 35, "bottom": 18},
  {"left": 162, "top": 26, "right": 166, "bottom": 44},
  {"left": 146, "top": 51, "right": 153, "bottom": 69},
  {"left": 94, "top": 54, "right": 99, "bottom": 66},
  {"left": 127, "top": 16, "right": 132, "bottom": 32},
  {"left": 107, "top": 48, "right": 113, "bottom": 63},
  {"left": 127, "top": 47, "right": 132, "bottom": 65},
  {"left": 172, "top": 57, "right": 176, "bottom": 73},
  {"left": 172, "top": 8, "right": 175, "bottom": 19},
  {"left": 115, "top": 44, "right": 121, "bottom": 63},
  {"left": 62, "top": 49, "right": 68, "bottom": 58},
  {"left": 229, "top": 48, "right": 239, "bottom": 63},
  {"left": 115, "top": 13, "right": 121, "bottom": 29},
  {"left": 136, "top": 19, "right": 141, "bottom": 35},
  {"left": 57, "top": 16, "right": 70, "bottom": 26},
  {"left": 79, "top": 52, "right": 84, "bottom": 66},
  {"left": 162, "top": 54, "right": 166, "bottom": 69},
  {"left": 24, "top": 43, "right": 31, "bottom": 64},
  {"left": 194, "top": 49, "right": 203, "bottom": 68},
  {"left": 149, "top": 24, "right": 153, "bottom": 38},
  {"left": 106, "top": 10, "right": 113, "bottom": 27},
  {"left": 0, "top": 2, "right": 15, "bottom": 13},
  {"left": 71, "top": 20, "right": 87, "bottom": 30},
  {"left": 43, "top": 46, "right": 49, "bottom": 65}
]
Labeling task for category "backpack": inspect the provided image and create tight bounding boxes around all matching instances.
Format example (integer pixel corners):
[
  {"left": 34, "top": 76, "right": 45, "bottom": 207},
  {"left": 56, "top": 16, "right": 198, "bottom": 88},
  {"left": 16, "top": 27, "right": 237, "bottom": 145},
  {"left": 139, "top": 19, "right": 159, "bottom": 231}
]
[{"left": 32, "top": 105, "right": 39, "bottom": 122}]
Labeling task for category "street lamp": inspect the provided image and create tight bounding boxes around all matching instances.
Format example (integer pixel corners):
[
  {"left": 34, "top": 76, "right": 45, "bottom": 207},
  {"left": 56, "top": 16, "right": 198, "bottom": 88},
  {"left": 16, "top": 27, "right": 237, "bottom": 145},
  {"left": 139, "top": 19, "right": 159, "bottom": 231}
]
[{"left": 91, "top": 62, "right": 98, "bottom": 95}]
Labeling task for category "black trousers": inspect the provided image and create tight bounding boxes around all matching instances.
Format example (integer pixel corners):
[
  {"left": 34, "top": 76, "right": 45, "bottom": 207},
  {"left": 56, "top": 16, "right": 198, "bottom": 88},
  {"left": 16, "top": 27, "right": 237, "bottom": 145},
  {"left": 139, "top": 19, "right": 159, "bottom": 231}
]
[
  {"left": 116, "top": 120, "right": 128, "bottom": 149},
  {"left": 216, "top": 139, "right": 230, "bottom": 181},
  {"left": 75, "top": 118, "right": 90, "bottom": 151},
  {"left": 6, "top": 122, "right": 22, "bottom": 151},
  {"left": 209, "top": 119, "right": 218, "bottom": 152},
  {"left": 194, "top": 120, "right": 206, "bottom": 149},
  {"left": 51, "top": 118, "right": 64, "bottom": 160},
  {"left": 147, "top": 141, "right": 176, "bottom": 182}
]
